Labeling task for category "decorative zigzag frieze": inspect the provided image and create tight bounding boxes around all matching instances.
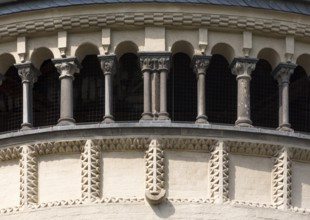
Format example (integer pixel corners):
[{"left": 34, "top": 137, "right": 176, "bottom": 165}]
[
  {"left": 81, "top": 140, "right": 101, "bottom": 203},
  {"left": 290, "top": 148, "right": 310, "bottom": 162},
  {"left": 31, "top": 140, "right": 85, "bottom": 155},
  {"left": 209, "top": 141, "right": 229, "bottom": 204},
  {"left": 162, "top": 138, "right": 216, "bottom": 152},
  {"left": 95, "top": 138, "right": 149, "bottom": 151},
  {"left": 227, "top": 141, "right": 280, "bottom": 157},
  {"left": 272, "top": 146, "right": 292, "bottom": 210},
  {"left": 0, "top": 146, "right": 21, "bottom": 161},
  {"left": 145, "top": 139, "right": 166, "bottom": 204}
]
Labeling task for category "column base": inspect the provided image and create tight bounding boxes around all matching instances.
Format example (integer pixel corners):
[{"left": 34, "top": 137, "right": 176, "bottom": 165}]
[
  {"left": 57, "top": 117, "right": 76, "bottom": 126},
  {"left": 158, "top": 112, "right": 170, "bottom": 121},
  {"left": 21, "top": 123, "right": 33, "bottom": 130},
  {"left": 235, "top": 118, "right": 253, "bottom": 127},
  {"left": 277, "top": 123, "right": 294, "bottom": 132},
  {"left": 102, "top": 115, "right": 114, "bottom": 124},
  {"left": 195, "top": 115, "right": 209, "bottom": 124},
  {"left": 140, "top": 112, "right": 153, "bottom": 122}
]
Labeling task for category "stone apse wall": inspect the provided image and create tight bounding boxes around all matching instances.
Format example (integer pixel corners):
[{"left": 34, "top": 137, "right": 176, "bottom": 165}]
[{"left": 0, "top": 125, "right": 309, "bottom": 219}]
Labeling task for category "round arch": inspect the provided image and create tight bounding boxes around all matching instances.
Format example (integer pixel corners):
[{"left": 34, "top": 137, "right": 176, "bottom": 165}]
[
  {"left": 75, "top": 43, "right": 100, "bottom": 63},
  {"left": 31, "top": 47, "right": 54, "bottom": 69},
  {"left": 296, "top": 54, "right": 310, "bottom": 75},
  {"left": 171, "top": 41, "right": 194, "bottom": 58},
  {"left": 257, "top": 48, "right": 280, "bottom": 70},
  {"left": 115, "top": 41, "right": 139, "bottom": 60},
  {"left": 211, "top": 43, "right": 235, "bottom": 64}
]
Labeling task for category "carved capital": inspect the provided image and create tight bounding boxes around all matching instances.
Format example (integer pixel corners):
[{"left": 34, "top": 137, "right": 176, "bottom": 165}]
[
  {"left": 98, "top": 54, "right": 117, "bottom": 76},
  {"left": 139, "top": 52, "right": 171, "bottom": 73},
  {"left": 145, "top": 138, "right": 166, "bottom": 204},
  {"left": 272, "top": 63, "right": 297, "bottom": 85},
  {"left": 192, "top": 55, "right": 211, "bottom": 76},
  {"left": 15, "top": 63, "right": 40, "bottom": 85},
  {"left": 52, "top": 57, "right": 80, "bottom": 79},
  {"left": 231, "top": 58, "right": 258, "bottom": 80}
]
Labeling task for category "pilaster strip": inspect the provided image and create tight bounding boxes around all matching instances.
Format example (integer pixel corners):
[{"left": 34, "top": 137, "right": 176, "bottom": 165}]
[
  {"left": 145, "top": 139, "right": 166, "bottom": 204},
  {"left": 81, "top": 140, "right": 101, "bottom": 203},
  {"left": 20, "top": 144, "right": 38, "bottom": 208},
  {"left": 209, "top": 141, "right": 229, "bottom": 204},
  {"left": 272, "top": 146, "right": 292, "bottom": 210}
]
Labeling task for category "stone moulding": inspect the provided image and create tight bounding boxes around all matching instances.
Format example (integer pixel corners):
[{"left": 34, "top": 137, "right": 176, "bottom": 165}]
[
  {"left": 0, "top": 12, "right": 310, "bottom": 41},
  {"left": 227, "top": 141, "right": 281, "bottom": 157},
  {"left": 94, "top": 138, "right": 149, "bottom": 151},
  {"left": 290, "top": 148, "right": 310, "bottom": 162},
  {"left": 162, "top": 138, "right": 216, "bottom": 152}
]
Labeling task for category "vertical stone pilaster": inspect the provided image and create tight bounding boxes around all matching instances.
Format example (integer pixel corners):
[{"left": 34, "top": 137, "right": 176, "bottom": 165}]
[
  {"left": 98, "top": 55, "right": 117, "bottom": 123},
  {"left": 209, "top": 141, "right": 229, "bottom": 204},
  {"left": 192, "top": 55, "right": 211, "bottom": 124},
  {"left": 272, "top": 63, "right": 296, "bottom": 131},
  {"left": 15, "top": 63, "right": 40, "bottom": 130},
  {"left": 81, "top": 140, "right": 101, "bottom": 203},
  {"left": 272, "top": 146, "right": 292, "bottom": 210},
  {"left": 231, "top": 58, "right": 257, "bottom": 127},
  {"left": 145, "top": 139, "right": 166, "bottom": 204},
  {"left": 20, "top": 145, "right": 38, "bottom": 208},
  {"left": 53, "top": 57, "right": 80, "bottom": 126}
]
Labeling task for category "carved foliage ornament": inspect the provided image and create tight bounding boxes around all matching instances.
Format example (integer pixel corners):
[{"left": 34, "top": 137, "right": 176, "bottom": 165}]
[
  {"left": 16, "top": 64, "right": 40, "bottom": 85},
  {"left": 145, "top": 139, "right": 166, "bottom": 204},
  {"left": 139, "top": 55, "right": 170, "bottom": 72},
  {"left": 193, "top": 58, "right": 210, "bottom": 76},
  {"left": 98, "top": 55, "right": 117, "bottom": 75},
  {"left": 231, "top": 60, "right": 257, "bottom": 79}
]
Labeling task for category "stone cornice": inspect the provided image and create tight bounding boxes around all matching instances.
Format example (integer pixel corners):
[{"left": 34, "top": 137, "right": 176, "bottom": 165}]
[{"left": 0, "top": 12, "right": 309, "bottom": 42}]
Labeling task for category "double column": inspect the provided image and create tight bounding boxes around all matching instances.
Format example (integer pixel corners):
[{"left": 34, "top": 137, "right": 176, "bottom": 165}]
[
  {"left": 231, "top": 58, "right": 257, "bottom": 127},
  {"left": 15, "top": 63, "right": 40, "bottom": 130},
  {"left": 98, "top": 55, "right": 117, "bottom": 123},
  {"left": 192, "top": 55, "right": 211, "bottom": 124},
  {"left": 272, "top": 63, "right": 296, "bottom": 131},
  {"left": 52, "top": 57, "right": 80, "bottom": 126},
  {"left": 139, "top": 52, "right": 171, "bottom": 121}
]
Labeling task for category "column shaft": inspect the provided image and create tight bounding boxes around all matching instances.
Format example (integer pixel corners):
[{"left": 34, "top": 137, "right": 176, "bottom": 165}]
[
  {"left": 158, "top": 70, "right": 169, "bottom": 120},
  {"left": 231, "top": 59, "right": 257, "bottom": 127},
  {"left": 15, "top": 63, "right": 39, "bottom": 130},
  {"left": 143, "top": 71, "right": 152, "bottom": 118},
  {"left": 53, "top": 58, "right": 80, "bottom": 126},
  {"left": 193, "top": 55, "right": 210, "bottom": 124},
  {"left": 272, "top": 63, "right": 296, "bottom": 131},
  {"left": 152, "top": 72, "right": 160, "bottom": 118},
  {"left": 98, "top": 55, "right": 116, "bottom": 123}
]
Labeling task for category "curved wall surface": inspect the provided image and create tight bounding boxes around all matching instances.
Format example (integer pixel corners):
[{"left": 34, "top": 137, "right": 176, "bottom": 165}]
[{"left": 0, "top": 1, "right": 309, "bottom": 219}]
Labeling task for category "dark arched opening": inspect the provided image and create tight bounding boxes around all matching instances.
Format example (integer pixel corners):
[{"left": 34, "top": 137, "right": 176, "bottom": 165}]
[
  {"left": 251, "top": 59, "right": 278, "bottom": 128},
  {"left": 73, "top": 55, "right": 104, "bottom": 123},
  {"left": 205, "top": 54, "right": 237, "bottom": 125},
  {"left": 0, "top": 66, "right": 22, "bottom": 132},
  {"left": 114, "top": 53, "right": 143, "bottom": 121},
  {"left": 33, "top": 59, "right": 60, "bottom": 127},
  {"left": 290, "top": 66, "right": 310, "bottom": 133},
  {"left": 167, "top": 53, "right": 196, "bottom": 122}
]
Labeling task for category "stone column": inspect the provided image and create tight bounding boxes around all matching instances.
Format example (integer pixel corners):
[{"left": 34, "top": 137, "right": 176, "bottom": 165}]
[
  {"left": 15, "top": 63, "right": 39, "bottom": 130},
  {"left": 151, "top": 69, "right": 160, "bottom": 118},
  {"left": 272, "top": 63, "right": 296, "bottom": 131},
  {"left": 52, "top": 57, "right": 80, "bottom": 126},
  {"left": 98, "top": 55, "right": 117, "bottom": 123},
  {"left": 139, "top": 56, "right": 153, "bottom": 121},
  {"left": 231, "top": 58, "right": 257, "bottom": 127},
  {"left": 192, "top": 55, "right": 211, "bottom": 124},
  {"left": 158, "top": 56, "right": 171, "bottom": 121}
]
